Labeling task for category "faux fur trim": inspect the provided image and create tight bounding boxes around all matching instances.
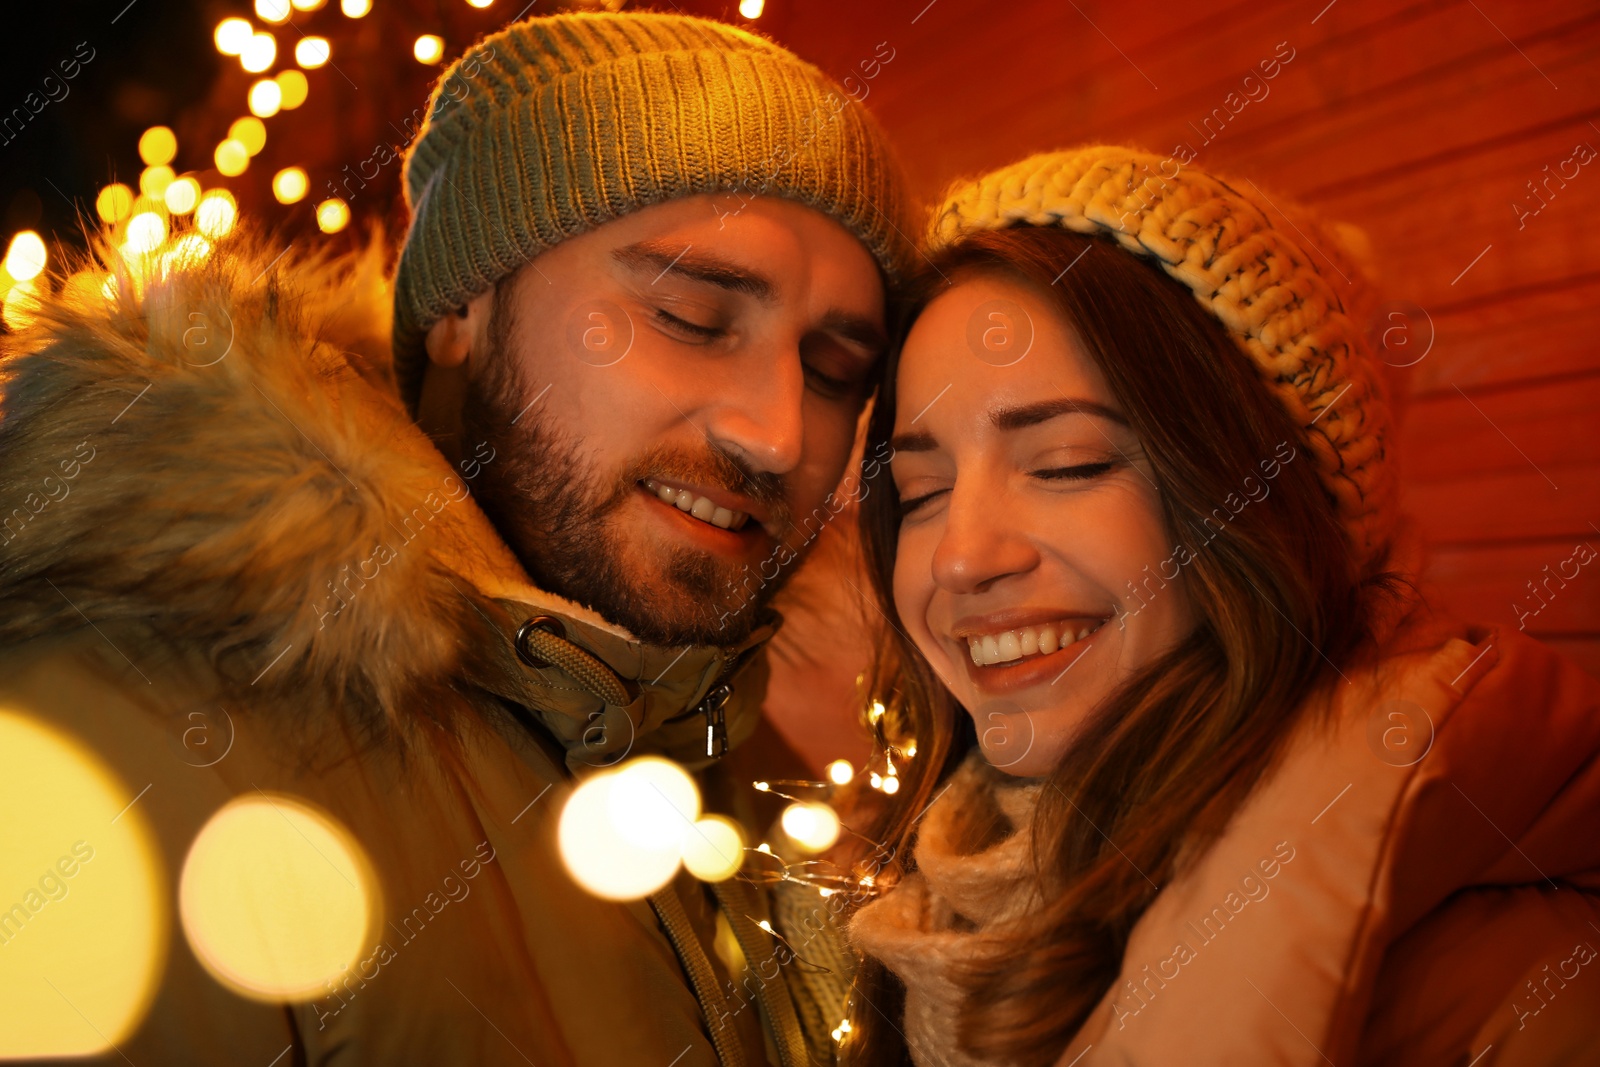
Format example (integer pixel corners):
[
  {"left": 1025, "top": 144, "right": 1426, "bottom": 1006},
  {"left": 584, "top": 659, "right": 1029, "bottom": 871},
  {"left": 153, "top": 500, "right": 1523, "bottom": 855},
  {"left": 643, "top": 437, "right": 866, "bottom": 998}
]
[{"left": 0, "top": 227, "right": 595, "bottom": 725}]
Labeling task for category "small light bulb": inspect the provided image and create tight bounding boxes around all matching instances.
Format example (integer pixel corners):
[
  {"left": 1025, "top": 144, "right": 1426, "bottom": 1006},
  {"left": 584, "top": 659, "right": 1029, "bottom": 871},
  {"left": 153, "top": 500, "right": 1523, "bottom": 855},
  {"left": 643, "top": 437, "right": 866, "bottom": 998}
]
[
  {"left": 214, "top": 17, "right": 253, "bottom": 56},
  {"left": 413, "top": 34, "right": 445, "bottom": 64}
]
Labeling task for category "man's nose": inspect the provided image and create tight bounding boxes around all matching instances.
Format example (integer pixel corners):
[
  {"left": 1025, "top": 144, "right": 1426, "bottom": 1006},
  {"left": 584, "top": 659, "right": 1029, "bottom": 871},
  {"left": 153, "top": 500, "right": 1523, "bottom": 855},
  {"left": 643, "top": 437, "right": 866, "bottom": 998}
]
[
  {"left": 703, "top": 349, "right": 805, "bottom": 476},
  {"left": 930, "top": 478, "right": 1039, "bottom": 595}
]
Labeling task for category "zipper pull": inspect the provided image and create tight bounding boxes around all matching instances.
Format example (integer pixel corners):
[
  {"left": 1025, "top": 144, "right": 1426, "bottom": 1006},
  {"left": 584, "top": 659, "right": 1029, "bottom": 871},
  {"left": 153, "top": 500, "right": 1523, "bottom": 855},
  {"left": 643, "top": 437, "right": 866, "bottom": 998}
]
[{"left": 699, "top": 682, "right": 733, "bottom": 759}]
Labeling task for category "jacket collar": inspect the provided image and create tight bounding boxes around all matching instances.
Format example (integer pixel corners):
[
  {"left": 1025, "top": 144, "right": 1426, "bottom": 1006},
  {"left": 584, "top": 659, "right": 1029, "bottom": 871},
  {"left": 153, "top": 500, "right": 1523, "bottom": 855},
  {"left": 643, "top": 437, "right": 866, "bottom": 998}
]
[{"left": 465, "top": 588, "right": 781, "bottom": 773}]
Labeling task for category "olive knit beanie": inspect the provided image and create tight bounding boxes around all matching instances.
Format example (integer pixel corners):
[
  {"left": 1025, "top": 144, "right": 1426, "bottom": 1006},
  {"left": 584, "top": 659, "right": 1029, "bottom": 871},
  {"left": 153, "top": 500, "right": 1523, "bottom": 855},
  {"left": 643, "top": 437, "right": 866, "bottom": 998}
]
[
  {"left": 929, "top": 145, "right": 1397, "bottom": 568},
  {"left": 392, "top": 11, "right": 914, "bottom": 412}
]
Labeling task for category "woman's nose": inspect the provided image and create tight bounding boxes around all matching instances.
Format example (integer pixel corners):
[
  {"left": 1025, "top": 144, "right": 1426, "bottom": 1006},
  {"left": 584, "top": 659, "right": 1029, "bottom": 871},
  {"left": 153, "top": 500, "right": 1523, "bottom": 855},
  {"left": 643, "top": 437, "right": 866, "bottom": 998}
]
[{"left": 929, "top": 479, "right": 1039, "bottom": 595}]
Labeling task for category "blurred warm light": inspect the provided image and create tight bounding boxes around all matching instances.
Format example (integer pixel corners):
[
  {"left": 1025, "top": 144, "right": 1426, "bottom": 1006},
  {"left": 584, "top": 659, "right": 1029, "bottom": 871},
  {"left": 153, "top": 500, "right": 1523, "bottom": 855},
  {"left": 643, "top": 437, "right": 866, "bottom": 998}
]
[
  {"left": 139, "top": 165, "right": 175, "bottom": 199},
  {"left": 881, "top": 775, "right": 901, "bottom": 795},
  {"left": 96, "top": 183, "right": 135, "bottom": 224},
  {"left": 164, "top": 176, "right": 201, "bottom": 215},
  {"left": 825, "top": 759, "right": 854, "bottom": 785},
  {"left": 248, "top": 78, "right": 283, "bottom": 117},
  {"left": 272, "top": 167, "right": 309, "bottom": 204},
  {"left": 414, "top": 35, "right": 445, "bottom": 64},
  {"left": 62, "top": 269, "right": 115, "bottom": 309},
  {"left": 295, "top": 36, "right": 330, "bottom": 68},
  {"left": 781, "top": 801, "right": 841, "bottom": 852},
  {"left": 215, "top": 140, "right": 251, "bottom": 177},
  {"left": 276, "top": 68, "right": 309, "bottom": 108},
  {"left": 164, "top": 234, "right": 213, "bottom": 270},
  {"left": 291, "top": 0, "right": 327, "bottom": 9},
  {"left": 0, "top": 709, "right": 165, "bottom": 1058},
  {"left": 4, "top": 231, "right": 47, "bottom": 282},
  {"left": 315, "top": 198, "right": 350, "bottom": 233},
  {"left": 682, "top": 815, "right": 744, "bottom": 882},
  {"left": 341, "top": 0, "right": 371, "bottom": 16},
  {"left": 180, "top": 795, "right": 374, "bottom": 1001},
  {"left": 466, "top": 0, "right": 494, "bottom": 7},
  {"left": 2, "top": 279, "right": 41, "bottom": 330},
  {"left": 125, "top": 212, "right": 166, "bottom": 255},
  {"left": 558, "top": 757, "right": 700, "bottom": 901},
  {"left": 215, "top": 17, "right": 253, "bottom": 55},
  {"left": 241, "top": 32, "right": 277, "bottom": 73},
  {"left": 739, "top": 0, "right": 764, "bottom": 17},
  {"left": 196, "top": 190, "right": 238, "bottom": 239},
  {"left": 138, "top": 125, "right": 177, "bottom": 166},
  {"left": 228, "top": 116, "right": 268, "bottom": 155},
  {"left": 254, "top": 0, "right": 292, "bottom": 23}
]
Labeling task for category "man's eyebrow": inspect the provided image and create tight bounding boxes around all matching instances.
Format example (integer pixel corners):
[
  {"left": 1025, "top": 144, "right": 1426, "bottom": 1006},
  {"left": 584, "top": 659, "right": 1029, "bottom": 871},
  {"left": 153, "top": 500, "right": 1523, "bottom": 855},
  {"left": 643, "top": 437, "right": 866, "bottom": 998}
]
[
  {"left": 991, "top": 397, "right": 1129, "bottom": 430},
  {"left": 611, "top": 239, "right": 775, "bottom": 300},
  {"left": 888, "top": 396, "right": 1127, "bottom": 455}
]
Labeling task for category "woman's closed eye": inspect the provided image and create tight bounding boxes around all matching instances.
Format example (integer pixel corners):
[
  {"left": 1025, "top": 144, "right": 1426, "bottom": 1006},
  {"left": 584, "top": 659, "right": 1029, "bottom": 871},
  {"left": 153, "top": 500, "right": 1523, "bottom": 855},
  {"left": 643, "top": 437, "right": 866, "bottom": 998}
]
[{"left": 896, "top": 461, "right": 1117, "bottom": 516}]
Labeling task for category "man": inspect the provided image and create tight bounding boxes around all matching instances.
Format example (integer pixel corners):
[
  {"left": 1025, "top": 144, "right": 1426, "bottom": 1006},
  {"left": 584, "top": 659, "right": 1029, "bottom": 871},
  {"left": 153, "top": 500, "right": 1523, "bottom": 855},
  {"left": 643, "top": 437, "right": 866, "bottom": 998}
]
[{"left": 0, "top": 11, "right": 909, "bottom": 1065}]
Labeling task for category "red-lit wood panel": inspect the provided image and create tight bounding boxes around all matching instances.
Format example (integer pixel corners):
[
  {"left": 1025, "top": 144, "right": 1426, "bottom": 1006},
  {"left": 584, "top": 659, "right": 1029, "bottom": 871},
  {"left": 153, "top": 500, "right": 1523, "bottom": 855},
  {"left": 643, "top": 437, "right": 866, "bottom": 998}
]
[{"left": 728, "top": 0, "right": 1600, "bottom": 683}]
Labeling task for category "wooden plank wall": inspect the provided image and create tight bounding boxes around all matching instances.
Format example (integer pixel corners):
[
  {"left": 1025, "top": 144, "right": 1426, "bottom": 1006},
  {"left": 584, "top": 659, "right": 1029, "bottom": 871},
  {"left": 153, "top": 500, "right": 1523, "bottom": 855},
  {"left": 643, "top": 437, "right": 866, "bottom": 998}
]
[{"left": 741, "top": 0, "right": 1600, "bottom": 678}]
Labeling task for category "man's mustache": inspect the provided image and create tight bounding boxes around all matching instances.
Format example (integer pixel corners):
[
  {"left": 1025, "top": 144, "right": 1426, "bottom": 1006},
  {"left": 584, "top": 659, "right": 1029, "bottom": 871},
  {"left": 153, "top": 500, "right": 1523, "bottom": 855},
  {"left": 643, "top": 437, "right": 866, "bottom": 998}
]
[{"left": 619, "top": 443, "right": 791, "bottom": 533}]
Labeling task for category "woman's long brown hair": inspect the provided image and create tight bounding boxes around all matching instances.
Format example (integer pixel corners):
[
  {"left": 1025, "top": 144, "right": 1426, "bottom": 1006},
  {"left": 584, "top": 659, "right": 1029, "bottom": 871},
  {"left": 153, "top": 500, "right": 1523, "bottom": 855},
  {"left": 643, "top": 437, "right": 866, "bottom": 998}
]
[{"left": 842, "top": 224, "right": 1401, "bottom": 1066}]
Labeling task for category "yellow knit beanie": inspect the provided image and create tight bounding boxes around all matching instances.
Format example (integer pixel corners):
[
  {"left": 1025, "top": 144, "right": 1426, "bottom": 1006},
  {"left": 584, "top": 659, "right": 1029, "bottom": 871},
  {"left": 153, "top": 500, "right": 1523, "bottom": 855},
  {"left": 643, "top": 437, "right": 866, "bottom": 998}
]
[
  {"left": 929, "top": 145, "right": 1397, "bottom": 568},
  {"left": 392, "top": 11, "right": 914, "bottom": 411}
]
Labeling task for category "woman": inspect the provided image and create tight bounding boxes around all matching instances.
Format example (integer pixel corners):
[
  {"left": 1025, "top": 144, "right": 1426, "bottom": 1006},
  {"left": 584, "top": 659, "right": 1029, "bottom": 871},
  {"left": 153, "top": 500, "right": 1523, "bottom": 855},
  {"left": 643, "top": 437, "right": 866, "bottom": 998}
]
[{"left": 841, "top": 146, "right": 1600, "bottom": 1066}]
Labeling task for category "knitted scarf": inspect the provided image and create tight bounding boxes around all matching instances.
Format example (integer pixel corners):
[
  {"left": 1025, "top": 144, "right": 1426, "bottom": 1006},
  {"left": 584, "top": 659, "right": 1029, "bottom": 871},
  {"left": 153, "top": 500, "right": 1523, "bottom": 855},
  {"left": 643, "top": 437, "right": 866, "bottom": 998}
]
[{"left": 847, "top": 751, "right": 1046, "bottom": 1067}]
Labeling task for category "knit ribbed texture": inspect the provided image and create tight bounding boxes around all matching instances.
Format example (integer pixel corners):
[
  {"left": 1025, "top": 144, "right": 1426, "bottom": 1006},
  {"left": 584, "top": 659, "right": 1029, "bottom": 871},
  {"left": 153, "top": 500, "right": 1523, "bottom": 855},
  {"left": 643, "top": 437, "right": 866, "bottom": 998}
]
[
  {"left": 393, "top": 12, "right": 913, "bottom": 411},
  {"left": 930, "top": 145, "right": 1398, "bottom": 568}
]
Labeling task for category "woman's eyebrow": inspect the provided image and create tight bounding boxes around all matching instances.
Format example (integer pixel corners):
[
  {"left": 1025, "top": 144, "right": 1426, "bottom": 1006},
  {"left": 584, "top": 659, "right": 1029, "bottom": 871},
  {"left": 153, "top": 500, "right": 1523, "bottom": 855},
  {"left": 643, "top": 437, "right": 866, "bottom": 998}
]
[{"left": 991, "top": 397, "right": 1129, "bottom": 430}]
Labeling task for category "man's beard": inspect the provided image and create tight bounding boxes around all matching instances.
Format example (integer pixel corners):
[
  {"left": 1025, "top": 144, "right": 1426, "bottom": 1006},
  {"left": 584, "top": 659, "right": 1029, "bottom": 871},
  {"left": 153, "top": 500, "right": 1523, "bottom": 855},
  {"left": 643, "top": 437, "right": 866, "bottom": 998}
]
[{"left": 457, "top": 295, "right": 795, "bottom": 648}]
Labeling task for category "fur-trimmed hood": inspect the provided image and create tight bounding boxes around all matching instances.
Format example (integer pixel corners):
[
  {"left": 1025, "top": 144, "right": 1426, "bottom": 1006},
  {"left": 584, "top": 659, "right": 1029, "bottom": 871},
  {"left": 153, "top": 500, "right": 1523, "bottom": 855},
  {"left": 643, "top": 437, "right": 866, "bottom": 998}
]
[{"left": 0, "top": 229, "right": 774, "bottom": 766}]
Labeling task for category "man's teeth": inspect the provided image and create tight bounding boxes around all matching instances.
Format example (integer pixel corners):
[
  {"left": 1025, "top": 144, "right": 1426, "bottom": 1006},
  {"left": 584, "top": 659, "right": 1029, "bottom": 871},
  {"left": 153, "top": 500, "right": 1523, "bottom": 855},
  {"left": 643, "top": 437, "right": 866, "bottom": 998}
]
[
  {"left": 644, "top": 479, "right": 749, "bottom": 531},
  {"left": 966, "top": 621, "right": 1101, "bottom": 666}
]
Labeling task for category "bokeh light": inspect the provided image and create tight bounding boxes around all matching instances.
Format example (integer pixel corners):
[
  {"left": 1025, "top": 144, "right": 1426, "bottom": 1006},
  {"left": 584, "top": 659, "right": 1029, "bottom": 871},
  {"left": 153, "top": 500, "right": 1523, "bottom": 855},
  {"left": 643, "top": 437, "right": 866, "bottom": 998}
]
[
  {"left": 137, "top": 126, "right": 177, "bottom": 166},
  {"left": 125, "top": 212, "right": 167, "bottom": 255},
  {"left": 241, "top": 32, "right": 277, "bottom": 73},
  {"left": 215, "top": 17, "right": 253, "bottom": 56},
  {"left": 291, "top": 0, "right": 327, "bottom": 9},
  {"left": 254, "top": 0, "right": 292, "bottom": 24},
  {"left": 96, "top": 183, "right": 135, "bottom": 224},
  {"left": 558, "top": 757, "right": 702, "bottom": 901},
  {"left": 4, "top": 231, "right": 47, "bottom": 282},
  {"left": 467, "top": 0, "right": 494, "bottom": 7},
  {"left": 0, "top": 709, "right": 165, "bottom": 1058},
  {"left": 228, "top": 116, "right": 268, "bottom": 156},
  {"left": 196, "top": 190, "right": 238, "bottom": 239},
  {"left": 295, "top": 37, "right": 331, "bottom": 69},
  {"left": 413, "top": 35, "right": 445, "bottom": 64},
  {"left": 781, "top": 801, "right": 842, "bottom": 852},
  {"left": 164, "top": 176, "right": 201, "bottom": 215},
  {"left": 825, "top": 759, "right": 854, "bottom": 785},
  {"left": 2, "top": 279, "right": 41, "bottom": 330},
  {"left": 214, "top": 140, "right": 251, "bottom": 177},
  {"left": 341, "top": 0, "right": 371, "bottom": 16},
  {"left": 164, "top": 233, "right": 213, "bottom": 271},
  {"left": 740, "top": 0, "right": 765, "bottom": 17},
  {"left": 681, "top": 815, "right": 745, "bottom": 882},
  {"left": 179, "top": 795, "right": 375, "bottom": 1001},
  {"left": 276, "top": 69, "right": 309, "bottom": 109},
  {"left": 272, "top": 167, "right": 308, "bottom": 204},
  {"left": 315, "top": 198, "right": 350, "bottom": 233},
  {"left": 139, "top": 165, "right": 175, "bottom": 199},
  {"left": 248, "top": 79, "right": 283, "bottom": 118}
]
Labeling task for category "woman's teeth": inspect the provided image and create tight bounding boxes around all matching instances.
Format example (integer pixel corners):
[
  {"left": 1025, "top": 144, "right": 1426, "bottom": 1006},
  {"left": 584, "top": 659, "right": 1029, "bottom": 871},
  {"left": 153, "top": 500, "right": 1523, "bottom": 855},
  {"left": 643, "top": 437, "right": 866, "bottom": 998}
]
[
  {"left": 643, "top": 478, "right": 750, "bottom": 531},
  {"left": 966, "top": 621, "right": 1101, "bottom": 666}
]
